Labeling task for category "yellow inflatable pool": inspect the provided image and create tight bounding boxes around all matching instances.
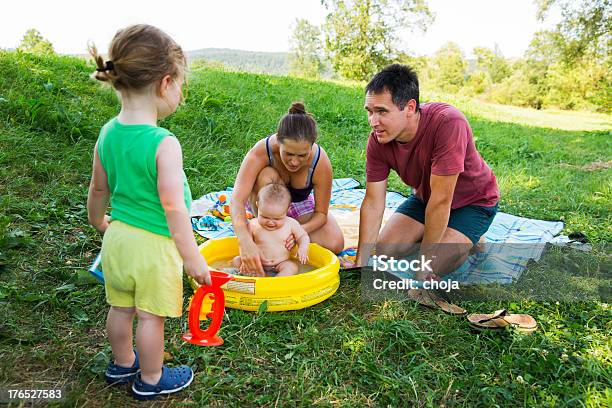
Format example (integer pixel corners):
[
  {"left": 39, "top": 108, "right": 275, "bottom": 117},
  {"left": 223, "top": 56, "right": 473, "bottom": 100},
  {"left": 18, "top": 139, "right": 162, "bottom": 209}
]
[{"left": 192, "top": 237, "right": 340, "bottom": 312}]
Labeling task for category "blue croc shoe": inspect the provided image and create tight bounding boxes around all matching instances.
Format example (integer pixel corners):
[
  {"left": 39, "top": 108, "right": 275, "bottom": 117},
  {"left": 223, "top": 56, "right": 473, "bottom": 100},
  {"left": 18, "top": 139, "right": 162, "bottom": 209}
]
[
  {"left": 105, "top": 350, "right": 140, "bottom": 385},
  {"left": 131, "top": 365, "right": 194, "bottom": 400}
]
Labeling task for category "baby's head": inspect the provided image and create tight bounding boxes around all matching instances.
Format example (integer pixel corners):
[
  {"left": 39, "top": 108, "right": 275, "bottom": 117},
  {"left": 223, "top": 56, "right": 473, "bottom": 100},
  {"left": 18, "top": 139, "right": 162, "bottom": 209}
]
[
  {"left": 88, "top": 24, "right": 187, "bottom": 119},
  {"left": 256, "top": 184, "right": 291, "bottom": 230}
]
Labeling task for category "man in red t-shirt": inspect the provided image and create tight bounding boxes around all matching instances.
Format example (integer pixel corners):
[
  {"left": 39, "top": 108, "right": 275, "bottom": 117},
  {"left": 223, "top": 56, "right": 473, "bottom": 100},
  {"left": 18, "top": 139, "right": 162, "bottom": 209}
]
[{"left": 355, "top": 64, "right": 499, "bottom": 279}]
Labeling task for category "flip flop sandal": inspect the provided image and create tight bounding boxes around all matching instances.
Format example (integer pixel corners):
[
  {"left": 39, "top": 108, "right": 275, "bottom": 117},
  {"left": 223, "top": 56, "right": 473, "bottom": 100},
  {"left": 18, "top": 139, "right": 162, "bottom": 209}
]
[
  {"left": 407, "top": 288, "right": 467, "bottom": 316},
  {"left": 467, "top": 309, "right": 538, "bottom": 333}
]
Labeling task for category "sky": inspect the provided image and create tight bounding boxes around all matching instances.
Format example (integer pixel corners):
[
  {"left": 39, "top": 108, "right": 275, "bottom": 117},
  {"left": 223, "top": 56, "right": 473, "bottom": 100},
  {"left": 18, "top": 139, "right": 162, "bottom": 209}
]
[{"left": 1, "top": 0, "right": 559, "bottom": 58}]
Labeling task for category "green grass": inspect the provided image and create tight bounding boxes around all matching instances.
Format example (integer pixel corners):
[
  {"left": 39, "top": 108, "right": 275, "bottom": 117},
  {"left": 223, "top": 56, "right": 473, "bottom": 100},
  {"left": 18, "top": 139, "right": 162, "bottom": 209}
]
[{"left": 0, "top": 51, "right": 610, "bottom": 407}]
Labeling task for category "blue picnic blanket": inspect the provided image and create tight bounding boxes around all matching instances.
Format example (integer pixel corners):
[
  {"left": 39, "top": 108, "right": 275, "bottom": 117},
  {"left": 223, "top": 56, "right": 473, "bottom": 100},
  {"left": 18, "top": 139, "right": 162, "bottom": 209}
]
[
  {"left": 190, "top": 178, "right": 406, "bottom": 238},
  {"left": 191, "top": 178, "right": 564, "bottom": 284}
]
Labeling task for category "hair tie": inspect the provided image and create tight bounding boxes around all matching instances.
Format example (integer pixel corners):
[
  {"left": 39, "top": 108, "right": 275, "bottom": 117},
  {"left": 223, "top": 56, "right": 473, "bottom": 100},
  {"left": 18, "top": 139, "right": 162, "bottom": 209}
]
[{"left": 96, "top": 60, "right": 114, "bottom": 72}]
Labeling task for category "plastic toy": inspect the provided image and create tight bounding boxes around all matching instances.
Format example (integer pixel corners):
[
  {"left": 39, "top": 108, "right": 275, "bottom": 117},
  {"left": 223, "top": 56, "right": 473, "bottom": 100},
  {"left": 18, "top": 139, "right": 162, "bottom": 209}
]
[
  {"left": 88, "top": 252, "right": 104, "bottom": 283},
  {"left": 182, "top": 270, "right": 233, "bottom": 346},
  {"left": 210, "top": 194, "right": 232, "bottom": 221},
  {"left": 209, "top": 194, "right": 253, "bottom": 222},
  {"left": 330, "top": 204, "right": 358, "bottom": 212},
  {"left": 191, "top": 215, "right": 221, "bottom": 232},
  {"left": 190, "top": 237, "right": 340, "bottom": 312},
  {"left": 338, "top": 247, "right": 357, "bottom": 265}
]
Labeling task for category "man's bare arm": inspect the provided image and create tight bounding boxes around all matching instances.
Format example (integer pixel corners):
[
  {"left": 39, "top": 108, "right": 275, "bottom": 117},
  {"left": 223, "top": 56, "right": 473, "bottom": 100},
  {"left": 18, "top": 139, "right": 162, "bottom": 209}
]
[
  {"left": 421, "top": 173, "right": 459, "bottom": 245},
  {"left": 356, "top": 180, "right": 388, "bottom": 266}
]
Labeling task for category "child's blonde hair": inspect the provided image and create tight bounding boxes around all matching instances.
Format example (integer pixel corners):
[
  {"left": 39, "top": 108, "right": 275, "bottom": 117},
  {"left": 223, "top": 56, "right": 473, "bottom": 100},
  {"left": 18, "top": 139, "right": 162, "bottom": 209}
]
[
  {"left": 258, "top": 183, "right": 291, "bottom": 209},
  {"left": 88, "top": 24, "right": 186, "bottom": 92}
]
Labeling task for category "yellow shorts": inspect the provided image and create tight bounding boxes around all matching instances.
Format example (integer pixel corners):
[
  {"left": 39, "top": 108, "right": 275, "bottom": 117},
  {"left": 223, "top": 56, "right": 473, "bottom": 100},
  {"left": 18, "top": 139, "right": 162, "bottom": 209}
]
[{"left": 101, "top": 220, "right": 183, "bottom": 317}]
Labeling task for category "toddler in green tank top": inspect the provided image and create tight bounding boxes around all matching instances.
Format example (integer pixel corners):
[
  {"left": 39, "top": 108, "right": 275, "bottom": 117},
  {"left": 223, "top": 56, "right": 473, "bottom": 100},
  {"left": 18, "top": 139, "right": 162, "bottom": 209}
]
[{"left": 87, "top": 24, "right": 210, "bottom": 400}]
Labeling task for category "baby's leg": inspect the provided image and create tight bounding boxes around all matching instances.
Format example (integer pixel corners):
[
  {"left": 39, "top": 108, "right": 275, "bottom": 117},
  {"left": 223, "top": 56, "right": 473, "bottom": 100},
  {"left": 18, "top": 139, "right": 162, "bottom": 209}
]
[
  {"left": 135, "top": 309, "right": 165, "bottom": 385},
  {"left": 107, "top": 306, "right": 136, "bottom": 367},
  {"left": 275, "top": 259, "right": 299, "bottom": 276}
]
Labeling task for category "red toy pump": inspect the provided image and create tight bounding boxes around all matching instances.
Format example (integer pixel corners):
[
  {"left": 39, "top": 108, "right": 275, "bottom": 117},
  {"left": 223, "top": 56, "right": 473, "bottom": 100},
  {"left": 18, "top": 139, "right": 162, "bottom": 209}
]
[{"left": 182, "top": 270, "right": 233, "bottom": 346}]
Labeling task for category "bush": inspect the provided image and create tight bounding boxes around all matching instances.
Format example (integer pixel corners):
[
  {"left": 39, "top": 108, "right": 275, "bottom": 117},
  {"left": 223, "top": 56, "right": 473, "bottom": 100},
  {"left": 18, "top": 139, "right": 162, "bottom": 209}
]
[{"left": 488, "top": 71, "right": 542, "bottom": 109}]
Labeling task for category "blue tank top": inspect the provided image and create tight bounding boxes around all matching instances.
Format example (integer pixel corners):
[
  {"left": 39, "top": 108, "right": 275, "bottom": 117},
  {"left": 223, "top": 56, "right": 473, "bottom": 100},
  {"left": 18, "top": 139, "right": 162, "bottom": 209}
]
[{"left": 265, "top": 136, "right": 321, "bottom": 203}]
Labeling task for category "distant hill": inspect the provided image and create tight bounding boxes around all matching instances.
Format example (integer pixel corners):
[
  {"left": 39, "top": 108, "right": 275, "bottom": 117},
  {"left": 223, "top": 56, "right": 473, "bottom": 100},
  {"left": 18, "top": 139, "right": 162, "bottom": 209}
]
[{"left": 187, "top": 48, "right": 289, "bottom": 75}]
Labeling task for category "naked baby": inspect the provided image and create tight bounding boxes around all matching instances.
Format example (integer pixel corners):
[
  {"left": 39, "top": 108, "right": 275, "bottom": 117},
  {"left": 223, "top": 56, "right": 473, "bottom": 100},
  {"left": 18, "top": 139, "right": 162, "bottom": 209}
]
[{"left": 234, "top": 183, "right": 310, "bottom": 276}]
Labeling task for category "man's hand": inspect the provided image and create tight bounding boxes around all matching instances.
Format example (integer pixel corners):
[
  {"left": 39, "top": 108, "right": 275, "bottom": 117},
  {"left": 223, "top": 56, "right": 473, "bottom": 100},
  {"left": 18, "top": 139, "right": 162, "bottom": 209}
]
[
  {"left": 415, "top": 271, "right": 440, "bottom": 282},
  {"left": 339, "top": 258, "right": 357, "bottom": 269}
]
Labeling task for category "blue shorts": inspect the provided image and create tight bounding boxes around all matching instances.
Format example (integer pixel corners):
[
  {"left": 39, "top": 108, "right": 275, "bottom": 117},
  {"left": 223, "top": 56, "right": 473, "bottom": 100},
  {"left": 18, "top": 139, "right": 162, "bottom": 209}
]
[{"left": 395, "top": 195, "right": 498, "bottom": 245}]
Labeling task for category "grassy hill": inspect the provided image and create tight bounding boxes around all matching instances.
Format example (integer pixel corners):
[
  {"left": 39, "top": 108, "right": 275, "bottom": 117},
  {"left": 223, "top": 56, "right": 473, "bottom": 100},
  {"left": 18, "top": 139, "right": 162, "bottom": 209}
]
[
  {"left": 187, "top": 48, "right": 289, "bottom": 75},
  {"left": 0, "top": 51, "right": 610, "bottom": 406}
]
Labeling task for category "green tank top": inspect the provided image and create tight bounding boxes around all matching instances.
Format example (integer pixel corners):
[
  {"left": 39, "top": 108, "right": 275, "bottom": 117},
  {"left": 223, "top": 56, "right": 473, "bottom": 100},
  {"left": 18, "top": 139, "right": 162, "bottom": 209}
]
[{"left": 97, "top": 117, "right": 192, "bottom": 237}]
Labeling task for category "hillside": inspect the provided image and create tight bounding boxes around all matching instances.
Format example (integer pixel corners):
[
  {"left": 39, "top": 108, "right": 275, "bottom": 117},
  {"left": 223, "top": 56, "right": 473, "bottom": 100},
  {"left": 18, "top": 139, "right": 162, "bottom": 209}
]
[
  {"left": 187, "top": 47, "right": 289, "bottom": 75},
  {"left": 0, "top": 51, "right": 610, "bottom": 406}
]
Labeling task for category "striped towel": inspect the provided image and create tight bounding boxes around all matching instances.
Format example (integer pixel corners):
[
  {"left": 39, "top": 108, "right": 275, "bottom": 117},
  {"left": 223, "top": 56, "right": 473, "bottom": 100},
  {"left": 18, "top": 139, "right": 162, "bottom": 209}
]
[{"left": 191, "top": 178, "right": 564, "bottom": 284}]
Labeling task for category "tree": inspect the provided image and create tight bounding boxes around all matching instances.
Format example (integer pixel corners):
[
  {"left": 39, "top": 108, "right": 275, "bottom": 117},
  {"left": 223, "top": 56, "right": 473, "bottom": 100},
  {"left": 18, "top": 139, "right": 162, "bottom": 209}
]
[
  {"left": 431, "top": 42, "right": 466, "bottom": 93},
  {"left": 323, "top": 0, "right": 433, "bottom": 81},
  {"left": 473, "top": 44, "right": 511, "bottom": 83},
  {"left": 535, "top": 0, "right": 611, "bottom": 62},
  {"left": 524, "top": 18, "right": 611, "bottom": 112},
  {"left": 488, "top": 69, "right": 541, "bottom": 109},
  {"left": 18, "top": 29, "right": 55, "bottom": 55},
  {"left": 288, "top": 19, "right": 324, "bottom": 79},
  {"left": 525, "top": 30, "right": 564, "bottom": 66},
  {"left": 464, "top": 70, "right": 491, "bottom": 96}
]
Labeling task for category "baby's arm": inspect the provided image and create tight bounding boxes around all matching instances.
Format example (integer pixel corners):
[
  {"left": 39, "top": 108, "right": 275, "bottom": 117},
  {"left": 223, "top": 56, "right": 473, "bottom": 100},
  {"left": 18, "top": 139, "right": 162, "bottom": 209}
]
[
  {"left": 87, "top": 141, "right": 110, "bottom": 233},
  {"left": 157, "top": 136, "right": 211, "bottom": 286},
  {"left": 290, "top": 219, "right": 310, "bottom": 264}
]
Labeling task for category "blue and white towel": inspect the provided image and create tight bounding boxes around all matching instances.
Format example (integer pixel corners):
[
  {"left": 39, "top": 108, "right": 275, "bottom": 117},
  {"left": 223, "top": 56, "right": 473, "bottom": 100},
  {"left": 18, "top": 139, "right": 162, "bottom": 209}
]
[{"left": 191, "top": 178, "right": 565, "bottom": 284}]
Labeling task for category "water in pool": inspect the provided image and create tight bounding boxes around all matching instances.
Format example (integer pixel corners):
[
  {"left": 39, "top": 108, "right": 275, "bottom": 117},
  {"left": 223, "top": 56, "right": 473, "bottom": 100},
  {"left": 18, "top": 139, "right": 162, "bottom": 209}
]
[{"left": 209, "top": 257, "right": 316, "bottom": 276}]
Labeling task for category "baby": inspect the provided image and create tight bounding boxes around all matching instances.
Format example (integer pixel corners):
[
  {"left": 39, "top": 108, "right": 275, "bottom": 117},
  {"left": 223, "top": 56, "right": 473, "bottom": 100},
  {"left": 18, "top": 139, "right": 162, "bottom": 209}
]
[{"left": 234, "top": 183, "right": 309, "bottom": 276}]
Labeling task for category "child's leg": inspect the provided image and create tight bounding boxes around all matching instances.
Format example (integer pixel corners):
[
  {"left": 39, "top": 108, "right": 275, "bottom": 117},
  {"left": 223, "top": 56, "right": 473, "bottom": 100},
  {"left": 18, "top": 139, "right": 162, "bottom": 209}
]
[
  {"left": 106, "top": 306, "right": 136, "bottom": 366},
  {"left": 275, "top": 259, "right": 298, "bottom": 276},
  {"left": 135, "top": 309, "right": 165, "bottom": 385}
]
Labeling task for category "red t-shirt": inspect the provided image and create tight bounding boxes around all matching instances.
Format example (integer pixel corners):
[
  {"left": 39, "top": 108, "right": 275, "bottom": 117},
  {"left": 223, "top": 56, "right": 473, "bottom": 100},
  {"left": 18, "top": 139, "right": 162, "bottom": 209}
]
[{"left": 366, "top": 102, "right": 499, "bottom": 208}]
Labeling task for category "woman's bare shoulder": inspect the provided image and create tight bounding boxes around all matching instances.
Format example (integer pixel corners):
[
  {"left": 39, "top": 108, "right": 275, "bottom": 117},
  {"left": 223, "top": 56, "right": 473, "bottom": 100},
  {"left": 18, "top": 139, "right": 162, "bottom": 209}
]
[{"left": 312, "top": 144, "right": 332, "bottom": 178}]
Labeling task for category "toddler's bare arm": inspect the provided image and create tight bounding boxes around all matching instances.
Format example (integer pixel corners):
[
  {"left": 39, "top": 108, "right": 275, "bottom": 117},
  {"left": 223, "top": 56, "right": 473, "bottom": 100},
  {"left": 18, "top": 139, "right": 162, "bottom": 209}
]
[
  {"left": 87, "top": 141, "right": 111, "bottom": 233},
  {"left": 157, "top": 137, "right": 211, "bottom": 285}
]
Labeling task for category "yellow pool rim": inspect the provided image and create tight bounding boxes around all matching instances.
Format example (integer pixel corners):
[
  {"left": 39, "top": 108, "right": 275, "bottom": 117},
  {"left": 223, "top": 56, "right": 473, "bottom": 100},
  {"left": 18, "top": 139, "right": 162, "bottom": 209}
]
[{"left": 192, "top": 237, "right": 340, "bottom": 312}]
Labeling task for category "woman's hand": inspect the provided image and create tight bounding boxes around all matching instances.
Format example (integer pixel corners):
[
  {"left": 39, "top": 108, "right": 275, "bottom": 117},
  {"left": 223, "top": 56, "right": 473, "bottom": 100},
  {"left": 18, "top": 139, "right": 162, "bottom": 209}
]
[
  {"left": 284, "top": 233, "right": 296, "bottom": 251},
  {"left": 238, "top": 238, "right": 266, "bottom": 277}
]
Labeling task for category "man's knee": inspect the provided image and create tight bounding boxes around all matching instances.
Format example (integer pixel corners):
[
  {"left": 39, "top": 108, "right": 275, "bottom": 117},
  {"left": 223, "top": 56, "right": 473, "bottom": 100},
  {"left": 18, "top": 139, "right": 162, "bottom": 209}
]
[
  {"left": 377, "top": 226, "right": 420, "bottom": 257},
  {"left": 375, "top": 241, "right": 419, "bottom": 258}
]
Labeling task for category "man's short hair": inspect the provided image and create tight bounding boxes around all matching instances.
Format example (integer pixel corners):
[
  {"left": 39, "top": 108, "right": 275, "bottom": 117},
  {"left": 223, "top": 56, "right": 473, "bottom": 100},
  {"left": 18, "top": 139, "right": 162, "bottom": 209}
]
[
  {"left": 258, "top": 183, "right": 291, "bottom": 208},
  {"left": 365, "top": 64, "right": 420, "bottom": 112}
]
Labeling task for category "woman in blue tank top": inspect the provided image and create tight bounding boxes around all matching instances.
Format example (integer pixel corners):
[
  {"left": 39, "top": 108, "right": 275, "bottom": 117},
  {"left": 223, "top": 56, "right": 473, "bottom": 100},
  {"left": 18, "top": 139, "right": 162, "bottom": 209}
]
[{"left": 230, "top": 102, "right": 344, "bottom": 276}]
